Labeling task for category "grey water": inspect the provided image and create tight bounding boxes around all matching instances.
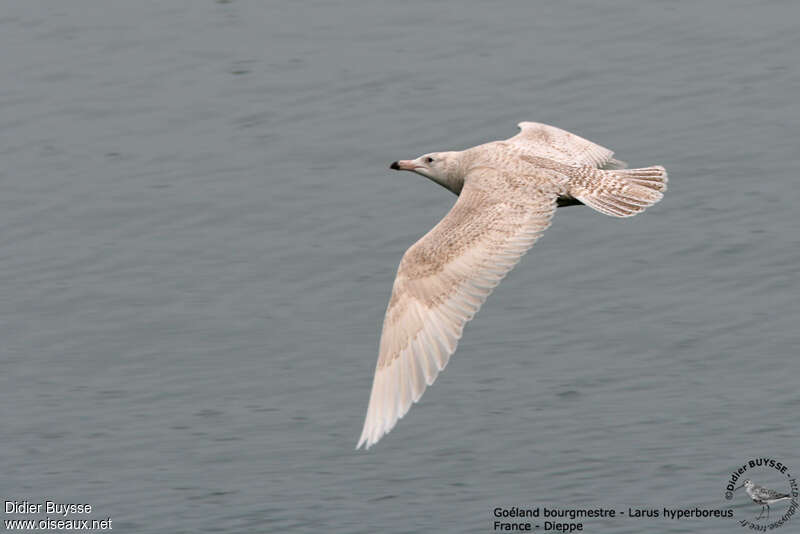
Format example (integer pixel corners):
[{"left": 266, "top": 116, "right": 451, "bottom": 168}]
[{"left": 1, "top": 1, "right": 799, "bottom": 533}]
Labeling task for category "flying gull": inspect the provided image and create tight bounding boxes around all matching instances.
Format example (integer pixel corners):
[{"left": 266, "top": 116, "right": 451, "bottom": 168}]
[{"left": 357, "top": 122, "right": 668, "bottom": 449}]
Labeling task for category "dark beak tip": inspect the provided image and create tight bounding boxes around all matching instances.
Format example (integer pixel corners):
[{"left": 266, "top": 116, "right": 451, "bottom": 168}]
[{"left": 390, "top": 161, "right": 400, "bottom": 170}]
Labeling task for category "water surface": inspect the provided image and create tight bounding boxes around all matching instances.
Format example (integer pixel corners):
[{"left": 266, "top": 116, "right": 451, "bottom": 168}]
[{"left": 1, "top": 1, "right": 799, "bottom": 532}]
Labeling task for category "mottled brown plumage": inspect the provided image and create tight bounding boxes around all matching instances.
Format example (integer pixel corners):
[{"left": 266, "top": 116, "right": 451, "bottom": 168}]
[{"left": 357, "top": 122, "right": 667, "bottom": 449}]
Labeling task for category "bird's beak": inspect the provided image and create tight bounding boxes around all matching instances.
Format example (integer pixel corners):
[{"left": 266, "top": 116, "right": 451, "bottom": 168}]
[
  {"left": 390, "top": 160, "right": 416, "bottom": 171},
  {"left": 734, "top": 483, "right": 744, "bottom": 491}
]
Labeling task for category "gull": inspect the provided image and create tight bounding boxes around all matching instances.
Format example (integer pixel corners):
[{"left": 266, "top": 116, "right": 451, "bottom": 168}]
[
  {"left": 736, "top": 479, "right": 792, "bottom": 521},
  {"left": 357, "top": 122, "right": 668, "bottom": 449}
]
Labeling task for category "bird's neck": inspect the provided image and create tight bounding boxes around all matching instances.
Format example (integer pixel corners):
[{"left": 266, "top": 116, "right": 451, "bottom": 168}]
[{"left": 422, "top": 151, "right": 466, "bottom": 195}]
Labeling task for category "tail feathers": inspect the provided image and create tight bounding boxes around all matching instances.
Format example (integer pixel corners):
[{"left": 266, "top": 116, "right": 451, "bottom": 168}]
[
  {"left": 572, "top": 165, "right": 667, "bottom": 218},
  {"left": 614, "top": 166, "right": 668, "bottom": 192}
]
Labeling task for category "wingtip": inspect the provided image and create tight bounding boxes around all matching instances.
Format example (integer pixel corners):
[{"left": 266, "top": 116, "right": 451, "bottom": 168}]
[
  {"left": 356, "top": 426, "right": 375, "bottom": 450},
  {"left": 355, "top": 438, "right": 374, "bottom": 451}
]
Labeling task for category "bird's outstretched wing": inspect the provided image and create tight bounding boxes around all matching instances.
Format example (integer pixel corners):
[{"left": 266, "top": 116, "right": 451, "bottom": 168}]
[
  {"left": 357, "top": 168, "right": 561, "bottom": 449},
  {"left": 507, "top": 121, "right": 626, "bottom": 169}
]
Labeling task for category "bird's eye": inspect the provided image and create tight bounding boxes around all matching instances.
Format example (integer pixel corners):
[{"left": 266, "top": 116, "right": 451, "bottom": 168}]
[{"left": 425, "top": 157, "right": 434, "bottom": 163}]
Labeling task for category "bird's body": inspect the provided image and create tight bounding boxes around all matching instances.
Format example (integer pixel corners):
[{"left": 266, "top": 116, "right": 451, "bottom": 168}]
[
  {"left": 738, "top": 479, "right": 792, "bottom": 521},
  {"left": 357, "top": 122, "right": 668, "bottom": 449}
]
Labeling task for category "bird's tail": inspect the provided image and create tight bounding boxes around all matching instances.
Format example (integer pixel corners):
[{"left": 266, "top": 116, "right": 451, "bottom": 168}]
[{"left": 570, "top": 165, "right": 668, "bottom": 218}]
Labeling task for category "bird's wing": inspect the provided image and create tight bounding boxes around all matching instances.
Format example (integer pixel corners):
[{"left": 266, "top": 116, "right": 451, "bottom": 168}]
[
  {"left": 357, "top": 168, "right": 561, "bottom": 449},
  {"left": 506, "top": 121, "right": 626, "bottom": 169},
  {"left": 759, "top": 487, "right": 791, "bottom": 500}
]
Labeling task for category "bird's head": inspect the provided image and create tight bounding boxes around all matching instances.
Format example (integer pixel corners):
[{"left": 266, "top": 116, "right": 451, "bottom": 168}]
[
  {"left": 735, "top": 479, "right": 753, "bottom": 491},
  {"left": 390, "top": 151, "right": 464, "bottom": 194}
]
